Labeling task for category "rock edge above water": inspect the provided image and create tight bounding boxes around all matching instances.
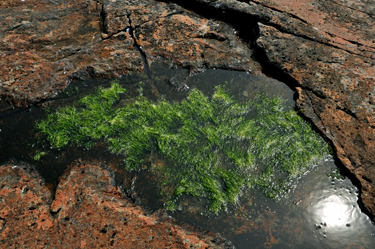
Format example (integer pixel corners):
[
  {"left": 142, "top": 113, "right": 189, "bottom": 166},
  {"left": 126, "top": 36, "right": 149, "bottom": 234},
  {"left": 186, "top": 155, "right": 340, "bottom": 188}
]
[{"left": 0, "top": 162, "right": 228, "bottom": 248}]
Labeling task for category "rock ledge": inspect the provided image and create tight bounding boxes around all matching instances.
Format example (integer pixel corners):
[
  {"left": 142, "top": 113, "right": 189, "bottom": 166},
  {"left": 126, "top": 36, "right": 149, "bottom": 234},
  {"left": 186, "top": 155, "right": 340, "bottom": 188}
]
[{"left": 0, "top": 161, "right": 226, "bottom": 248}]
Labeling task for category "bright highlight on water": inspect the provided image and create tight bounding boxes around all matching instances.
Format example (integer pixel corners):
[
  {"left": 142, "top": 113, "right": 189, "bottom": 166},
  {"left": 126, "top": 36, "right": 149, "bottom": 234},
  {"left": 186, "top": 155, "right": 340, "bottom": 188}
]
[{"left": 36, "top": 81, "right": 329, "bottom": 213}]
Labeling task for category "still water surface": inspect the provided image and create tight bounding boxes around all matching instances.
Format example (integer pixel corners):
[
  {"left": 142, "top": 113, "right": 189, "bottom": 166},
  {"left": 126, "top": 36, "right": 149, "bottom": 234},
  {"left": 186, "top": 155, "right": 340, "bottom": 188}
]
[{"left": 0, "top": 64, "right": 374, "bottom": 248}]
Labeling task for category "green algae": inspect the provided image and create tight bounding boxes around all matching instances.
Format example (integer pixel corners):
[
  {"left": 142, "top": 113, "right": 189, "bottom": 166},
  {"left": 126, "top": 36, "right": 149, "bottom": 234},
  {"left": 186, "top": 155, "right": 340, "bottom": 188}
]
[
  {"left": 36, "top": 81, "right": 329, "bottom": 213},
  {"left": 327, "top": 168, "right": 345, "bottom": 181},
  {"left": 32, "top": 150, "right": 47, "bottom": 161}
]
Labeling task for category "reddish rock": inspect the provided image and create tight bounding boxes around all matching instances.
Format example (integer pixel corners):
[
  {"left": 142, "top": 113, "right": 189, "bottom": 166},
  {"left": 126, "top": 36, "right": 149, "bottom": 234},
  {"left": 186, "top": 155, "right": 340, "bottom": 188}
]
[
  {"left": 103, "top": 0, "right": 261, "bottom": 74},
  {"left": 0, "top": 162, "right": 226, "bottom": 248},
  {"left": 0, "top": 0, "right": 143, "bottom": 107},
  {"left": 251, "top": 0, "right": 375, "bottom": 56},
  {"left": 0, "top": 164, "right": 54, "bottom": 239},
  {"left": 0, "top": 0, "right": 261, "bottom": 107},
  {"left": 186, "top": 0, "right": 375, "bottom": 58},
  {"left": 256, "top": 23, "right": 375, "bottom": 219}
]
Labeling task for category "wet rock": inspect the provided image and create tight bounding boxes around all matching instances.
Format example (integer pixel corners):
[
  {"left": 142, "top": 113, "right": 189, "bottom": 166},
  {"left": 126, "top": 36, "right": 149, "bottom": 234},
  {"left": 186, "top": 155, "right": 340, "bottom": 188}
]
[{"left": 0, "top": 162, "right": 225, "bottom": 248}]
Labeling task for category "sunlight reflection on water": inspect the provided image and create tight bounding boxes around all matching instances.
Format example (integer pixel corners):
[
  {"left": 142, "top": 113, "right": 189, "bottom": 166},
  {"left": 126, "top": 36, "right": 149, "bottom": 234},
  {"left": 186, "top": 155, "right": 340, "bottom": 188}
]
[
  {"left": 314, "top": 193, "right": 352, "bottom": 227},
  {"left": 300, "top": 158, "right": 375, "bottom": 248}
]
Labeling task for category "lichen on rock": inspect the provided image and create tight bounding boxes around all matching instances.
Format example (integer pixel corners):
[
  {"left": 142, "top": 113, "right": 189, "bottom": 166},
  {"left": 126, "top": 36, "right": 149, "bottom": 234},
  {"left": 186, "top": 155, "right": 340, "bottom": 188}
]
[{"left": 36, "top": 81, "right": 329, "bottom": 213}]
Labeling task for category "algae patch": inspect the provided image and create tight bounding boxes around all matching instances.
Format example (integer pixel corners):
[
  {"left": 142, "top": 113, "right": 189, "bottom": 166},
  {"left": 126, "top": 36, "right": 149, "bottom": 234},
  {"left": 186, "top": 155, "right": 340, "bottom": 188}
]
[
  {"left": 32, "top": 150, "right": 47, "bottom": 161},
  {"left": 36, "top": 81, "right": 329, "bottom": 213}
]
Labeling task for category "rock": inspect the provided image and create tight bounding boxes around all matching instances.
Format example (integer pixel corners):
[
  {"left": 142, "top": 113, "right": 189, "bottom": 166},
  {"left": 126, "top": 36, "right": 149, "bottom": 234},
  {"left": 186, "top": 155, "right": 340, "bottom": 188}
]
[
  {"left": 256, "top": 22, "right": 375, "bottom": 219},
  {"left": 0, "top": 162, "right": 225, "bottom": 248},
  {"left": 0, "top": 0, "right": 261, "bottom": 107},
  {"left": 0, "top": 164, "right": 54, "bottom": 238},
  {"left": 117, "top": 0, "right": 261, "bottom": 74},
  {"left": 0, "top": 0, "right": 143, "bottom": 107},
  {"left": 182, "top": 0, "right": 375, "bottom": 57}
]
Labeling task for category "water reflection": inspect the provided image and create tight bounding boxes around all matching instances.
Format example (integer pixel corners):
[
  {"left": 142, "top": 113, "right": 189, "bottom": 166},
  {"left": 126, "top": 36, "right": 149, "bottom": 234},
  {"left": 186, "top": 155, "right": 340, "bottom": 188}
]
[
  {"left": 312, "top": 194, "right": 353, "bottom": 228},
  {"left": 165, "top": 157, "right": 375, "bottom": 248},
  {"left": 299, "top": 158, "right": 375, "bottom": 248}
]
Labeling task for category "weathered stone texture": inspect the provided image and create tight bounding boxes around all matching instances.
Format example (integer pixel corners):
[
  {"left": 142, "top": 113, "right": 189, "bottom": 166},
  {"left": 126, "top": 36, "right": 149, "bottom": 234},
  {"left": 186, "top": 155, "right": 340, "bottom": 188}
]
[
  {"left": 0, "top": 0, "right": 261, "bottom": 107},
  {"left": 256, "top": 23, "right": 375, "bottom": 216},
  {"left": 103, "top": 0, "right": 261, "bottom": 73},
  {"left": 0, "top": 0, "right": 143, "bottom": 107},
  {"left": 185, "top": 0, "right": 375, "bottom": 57},
  {"left": 0, "top": 162, "right": 224, "bottom": 248}
]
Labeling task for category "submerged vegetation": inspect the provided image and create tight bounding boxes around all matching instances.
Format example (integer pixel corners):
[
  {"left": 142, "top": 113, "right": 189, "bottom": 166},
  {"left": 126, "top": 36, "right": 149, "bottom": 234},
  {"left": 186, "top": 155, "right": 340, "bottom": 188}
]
[
  {"left": 36, "top": 81, "right": 329, "bottom": 213},
  {"left": 327, "top": 168, "right": 345, "bottom": 181},
  {"left": 32, "top": 150, "right": 47, "bottom": 161}
]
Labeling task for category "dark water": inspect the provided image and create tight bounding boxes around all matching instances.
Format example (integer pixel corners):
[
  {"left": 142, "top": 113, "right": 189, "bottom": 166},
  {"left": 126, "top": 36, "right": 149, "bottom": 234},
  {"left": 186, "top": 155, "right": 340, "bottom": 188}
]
[
  {"left": 167, "top": 157, "right": 375, "bottom": 249},
  {"left": 0, "top": 63, "right": 374, "bottom": 248}
]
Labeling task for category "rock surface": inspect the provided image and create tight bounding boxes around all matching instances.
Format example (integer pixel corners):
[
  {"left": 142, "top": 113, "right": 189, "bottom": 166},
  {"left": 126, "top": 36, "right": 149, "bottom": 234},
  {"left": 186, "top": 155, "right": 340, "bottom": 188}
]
[
  {"left": 0, "top": 162, "right": 226, "bottom": 248},
  {"left": 256, "top": 23, "right": 375, "bottom": 218},
  {"left": 0, "top": 0, "right": 261, "bottom": 107},
  {"left": 0, "top": 0, "right": 144, "bottom": 107},
  {"left": 111, "top": 0, "right": 260, "bottom": 73}
]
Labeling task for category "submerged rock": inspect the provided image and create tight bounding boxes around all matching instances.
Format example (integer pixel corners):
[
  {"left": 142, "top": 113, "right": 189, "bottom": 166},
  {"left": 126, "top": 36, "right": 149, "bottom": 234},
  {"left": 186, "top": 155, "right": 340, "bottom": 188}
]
[{"left": 0, "top": 162, "right": 225, "bottom": 248}]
